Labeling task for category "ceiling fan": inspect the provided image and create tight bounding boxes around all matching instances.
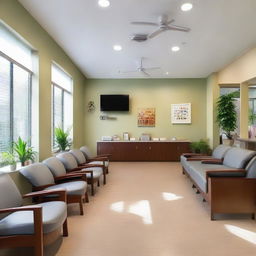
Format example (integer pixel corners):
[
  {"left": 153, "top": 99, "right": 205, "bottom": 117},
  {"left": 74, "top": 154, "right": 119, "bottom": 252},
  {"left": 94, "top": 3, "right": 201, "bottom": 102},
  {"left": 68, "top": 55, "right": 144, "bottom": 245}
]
[
  {"left": 131, "top": 15, "right": 190, "bottom": 39},
  {"left": 119, "top": 58, "right": 160, "bottom": 77}
]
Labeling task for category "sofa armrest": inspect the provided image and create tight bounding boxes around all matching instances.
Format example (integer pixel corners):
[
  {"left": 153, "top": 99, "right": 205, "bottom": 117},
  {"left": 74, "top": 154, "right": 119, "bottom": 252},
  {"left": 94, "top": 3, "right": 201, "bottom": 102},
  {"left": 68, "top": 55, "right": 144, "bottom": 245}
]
[
  {"left": 201, "top": 159, "right": 223, "bottom": 164},
  {"left": 0, "top": 205, "right": 42, "bottom": 214},
  {"left": 182, "top": 153, "right": 208, "bottom": 158},
  {"left": 72, "top": 169, "right": 94, "bottom": 180},
  {"left": 208, "top": 177, "right": 256, "bottom": 219},
  {"left": 55, "top": 173, "right": 87, "bottom": 183}
]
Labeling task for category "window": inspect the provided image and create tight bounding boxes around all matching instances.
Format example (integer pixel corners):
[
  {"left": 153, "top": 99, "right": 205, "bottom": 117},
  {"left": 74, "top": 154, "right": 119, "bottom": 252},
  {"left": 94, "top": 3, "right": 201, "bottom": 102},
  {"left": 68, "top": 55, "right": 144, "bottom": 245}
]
[
  {"left": 52, "top": 64, "right": 73, "bottom": 148},
  {"left": 0, "top": 23, "right": 33, "bottom": 156}
]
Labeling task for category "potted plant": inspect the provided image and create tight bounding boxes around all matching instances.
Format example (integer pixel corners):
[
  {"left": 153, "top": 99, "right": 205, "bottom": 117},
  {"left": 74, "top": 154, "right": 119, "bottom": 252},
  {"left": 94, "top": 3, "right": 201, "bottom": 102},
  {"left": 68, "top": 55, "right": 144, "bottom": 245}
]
[
  {"left": 248, "top": 108, "right": 256, "bottom": 138},
  {"left": 13, "top": 137, "right": 37, "bottom": 166},
  {"left": 190, "top": 139, "right": 211, "bottom": 154},
  {"left": 216, "top": 92, "right": 237, "bottom": 145},
  {"left": 1, "top": 150, "right": 16, "bottom": 171},
  {"left": 54, "top": 127, "right": 72, "bottom": 152}
]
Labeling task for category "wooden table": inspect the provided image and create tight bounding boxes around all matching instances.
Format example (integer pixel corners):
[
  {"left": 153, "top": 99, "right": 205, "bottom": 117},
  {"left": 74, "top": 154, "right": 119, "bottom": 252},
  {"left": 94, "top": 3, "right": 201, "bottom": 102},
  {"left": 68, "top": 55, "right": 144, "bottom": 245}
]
[{"left": 97, "top": 141, "right": 190, "bottom": 161}]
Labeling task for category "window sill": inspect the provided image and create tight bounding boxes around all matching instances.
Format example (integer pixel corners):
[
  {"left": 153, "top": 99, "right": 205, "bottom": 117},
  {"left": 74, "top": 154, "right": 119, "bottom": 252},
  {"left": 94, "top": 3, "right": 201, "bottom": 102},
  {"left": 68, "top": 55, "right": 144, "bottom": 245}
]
[{"left": 0, "top": 163, "right": 22, "bottom": 173}]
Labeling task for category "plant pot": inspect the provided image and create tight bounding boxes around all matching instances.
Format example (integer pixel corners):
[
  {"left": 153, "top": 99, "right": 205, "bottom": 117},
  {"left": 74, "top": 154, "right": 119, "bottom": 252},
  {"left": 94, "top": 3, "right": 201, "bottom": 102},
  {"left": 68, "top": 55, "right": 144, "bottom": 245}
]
[
  {"left": 9, "top": 163, "right": 16, "bottom": 172},
  {"left": 222, "top": 139, "right": 234, "bottom": 146}
]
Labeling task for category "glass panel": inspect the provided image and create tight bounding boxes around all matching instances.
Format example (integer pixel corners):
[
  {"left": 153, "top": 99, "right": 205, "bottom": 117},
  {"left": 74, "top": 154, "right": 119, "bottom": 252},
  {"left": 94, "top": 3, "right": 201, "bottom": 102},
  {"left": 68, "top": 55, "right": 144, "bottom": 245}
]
[
  {"left": 63, "top": 92, "right": 72, "bottom": 131},
  {"left": 52, "top": 64, "right": 72, "bottom": 92},
  {"left": 0, "top": 56, "right": 11, "bottom": 153},
  {"left": 13, "top": 64, "right": 30, "bottom": 143},
  {"left": 53, "top": 86, "right": 63, "bottom": 129},
  {"left": 0, "top": 22, "right": 32, "bottom": 70}
]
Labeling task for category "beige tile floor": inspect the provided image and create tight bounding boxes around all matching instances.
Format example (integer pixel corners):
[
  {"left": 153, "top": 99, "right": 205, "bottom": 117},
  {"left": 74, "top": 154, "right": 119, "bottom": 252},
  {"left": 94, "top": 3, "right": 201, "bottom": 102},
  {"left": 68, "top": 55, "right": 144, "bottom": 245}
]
[{"left": 1, "top": 162, "right": 256, "bottom": 256}]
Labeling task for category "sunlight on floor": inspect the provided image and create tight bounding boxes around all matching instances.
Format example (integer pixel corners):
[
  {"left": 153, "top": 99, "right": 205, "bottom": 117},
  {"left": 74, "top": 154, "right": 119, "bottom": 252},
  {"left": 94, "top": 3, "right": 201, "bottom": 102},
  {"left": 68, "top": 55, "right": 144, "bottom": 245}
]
[
  {"left": 225, "top": 224, "right": 256, "bottom": 245},
  {"left": 162, "top": 192, "right": 184, "bottom": 201},
  {"left": 129, "top": 200, "right": 153, "bottom": 224},
  {"left": 110, "top": 201, "right": 124, "bottom": 213},
  {"left": 110, "top": 200, "right": 153, "bottom": 224}
]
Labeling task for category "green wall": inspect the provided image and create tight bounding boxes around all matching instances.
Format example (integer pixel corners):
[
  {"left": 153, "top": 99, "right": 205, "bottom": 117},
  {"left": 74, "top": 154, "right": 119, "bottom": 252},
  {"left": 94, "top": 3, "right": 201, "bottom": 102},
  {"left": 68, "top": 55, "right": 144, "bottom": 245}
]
[
  {"left": 0, "top": 0, "right": 86, "bottom": 160},
  {"left": 84, "top": 79, "right": 207, "bottom": 154}
]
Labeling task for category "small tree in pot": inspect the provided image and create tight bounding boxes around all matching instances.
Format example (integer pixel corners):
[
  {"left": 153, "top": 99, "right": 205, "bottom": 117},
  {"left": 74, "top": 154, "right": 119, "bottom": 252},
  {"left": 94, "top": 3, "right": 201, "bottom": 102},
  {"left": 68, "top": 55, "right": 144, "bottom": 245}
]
[
  {"left": 54, "top": 127, "right": 72, "bottom": 152},
  {"left": 216, "top": 92, "right": 237, "bottom": 142}
]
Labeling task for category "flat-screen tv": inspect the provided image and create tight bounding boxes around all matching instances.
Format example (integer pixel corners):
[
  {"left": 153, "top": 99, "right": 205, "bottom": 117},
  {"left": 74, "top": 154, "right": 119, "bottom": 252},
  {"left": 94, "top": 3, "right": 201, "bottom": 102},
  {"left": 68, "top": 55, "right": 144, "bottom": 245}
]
[{"left": 100, "top": 94, "right": 129, "bottom": 111}]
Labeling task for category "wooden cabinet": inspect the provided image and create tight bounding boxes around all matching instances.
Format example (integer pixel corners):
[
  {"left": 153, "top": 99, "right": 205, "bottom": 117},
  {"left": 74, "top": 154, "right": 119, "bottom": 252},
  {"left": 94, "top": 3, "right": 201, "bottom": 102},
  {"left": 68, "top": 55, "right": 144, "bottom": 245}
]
[{"left": 97, "top": 141, "right": 190, "bottom": 161}]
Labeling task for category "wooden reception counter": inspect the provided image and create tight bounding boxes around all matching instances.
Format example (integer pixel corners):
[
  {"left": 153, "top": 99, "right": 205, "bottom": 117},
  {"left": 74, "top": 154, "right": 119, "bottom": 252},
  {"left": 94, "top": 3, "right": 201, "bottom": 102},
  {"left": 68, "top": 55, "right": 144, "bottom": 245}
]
[{"left": 97, "top": 140, "right": 190, "bottom": 161}]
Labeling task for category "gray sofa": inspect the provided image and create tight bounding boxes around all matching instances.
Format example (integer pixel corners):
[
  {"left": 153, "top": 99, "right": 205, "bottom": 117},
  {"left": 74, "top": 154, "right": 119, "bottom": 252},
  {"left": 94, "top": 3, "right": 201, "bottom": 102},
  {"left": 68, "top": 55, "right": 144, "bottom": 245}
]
[{"left": 181, "top": 146, "right": 256, "bottom": 220}]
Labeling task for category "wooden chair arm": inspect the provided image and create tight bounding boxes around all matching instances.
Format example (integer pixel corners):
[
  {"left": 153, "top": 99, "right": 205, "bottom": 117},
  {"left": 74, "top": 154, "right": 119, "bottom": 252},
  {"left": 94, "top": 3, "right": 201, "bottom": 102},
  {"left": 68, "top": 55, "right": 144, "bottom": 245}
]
[
  {"left": 72, "top": 170, "right": 94, "bottom": 180},
  {"left": 80, "top": 164, "right": 104, "bottom": 168},
  {"left": 201, "top": 159, "right": 223, "bottom": 164},
  {"left": 23, "top": 189, "right": 67, "bottom": 202},
  {"left": 32, "top": 184, "right": 56, "bottom": 191},
  {"left": 182, "top": 153, "right": 208, "bottom": 158},
  {"left": 88, "top": 157, "right": 108, "bottom": 161},
  {"left": 0, "top": 205, "right": 42, "bottom": 214},
  {"left": 97, "top": 154, "right": 111, "bottom": 157},
  {"left": 55, "top": 173, "right": 87, "bottom": 183}
]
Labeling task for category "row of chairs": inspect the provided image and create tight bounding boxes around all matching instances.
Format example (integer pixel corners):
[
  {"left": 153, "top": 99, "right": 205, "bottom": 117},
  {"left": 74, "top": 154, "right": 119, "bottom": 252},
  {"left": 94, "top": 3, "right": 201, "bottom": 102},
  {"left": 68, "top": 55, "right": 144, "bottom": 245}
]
[{"left": 0, "top": 146, "right": 110, "bottom": 256}]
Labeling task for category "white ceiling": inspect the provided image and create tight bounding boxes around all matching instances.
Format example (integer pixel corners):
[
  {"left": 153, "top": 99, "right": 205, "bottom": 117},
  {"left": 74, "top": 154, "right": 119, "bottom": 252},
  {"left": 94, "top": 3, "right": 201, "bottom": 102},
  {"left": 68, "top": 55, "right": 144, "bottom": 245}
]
[{"left": 18, "top": 0, "right": 256, "bottom": 79}]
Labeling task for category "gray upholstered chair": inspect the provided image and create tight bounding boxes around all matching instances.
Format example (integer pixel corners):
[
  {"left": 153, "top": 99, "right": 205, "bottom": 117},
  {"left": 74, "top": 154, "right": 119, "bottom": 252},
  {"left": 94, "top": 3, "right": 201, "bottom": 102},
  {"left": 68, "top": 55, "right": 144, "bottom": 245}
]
[
  {"left": 42, "top": 156, "right": 89, "bottom": 202},
  {"left": 20, "top": 163, "right": 87, "bottom": 215},
  {"left": 0, "top": 173, "right": 68, "bottom": 256},
  {"left": 70, "top": 149, "right": 107, "bottom": 184},
  {"left": 56, "top": 152, "right": 104, "bottom": 195},
  {"left": 80, "top": 145, "right": 110, "bottom": 174}
]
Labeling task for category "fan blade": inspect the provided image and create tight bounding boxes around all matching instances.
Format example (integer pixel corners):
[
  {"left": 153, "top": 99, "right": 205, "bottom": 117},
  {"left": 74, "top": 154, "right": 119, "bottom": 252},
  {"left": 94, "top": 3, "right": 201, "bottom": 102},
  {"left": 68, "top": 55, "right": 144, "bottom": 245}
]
[
  {"left": 166, "top": 19, "right": 175, "bottom": 25},
  {"left": 131, "top": 21, "right": 158, "bottom": 26},
  {"left": 148, "top": 28, "right": 164, "bottom": 38},
  {"left": 167, "top": 25, "right": 190, "bottom": 32},
  {"left": 119, "top": 70, "right": 138, "bottom": 74},
  {"left": 144, "top": 67, "right": 161, "bottom": 71}
]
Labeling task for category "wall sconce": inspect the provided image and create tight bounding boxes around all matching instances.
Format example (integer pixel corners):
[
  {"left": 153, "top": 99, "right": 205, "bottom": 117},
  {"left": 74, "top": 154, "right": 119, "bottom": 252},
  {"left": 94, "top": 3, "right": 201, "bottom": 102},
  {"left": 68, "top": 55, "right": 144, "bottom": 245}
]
[{"left": 88, "top": 101, "right": 95, "bottom": 112}]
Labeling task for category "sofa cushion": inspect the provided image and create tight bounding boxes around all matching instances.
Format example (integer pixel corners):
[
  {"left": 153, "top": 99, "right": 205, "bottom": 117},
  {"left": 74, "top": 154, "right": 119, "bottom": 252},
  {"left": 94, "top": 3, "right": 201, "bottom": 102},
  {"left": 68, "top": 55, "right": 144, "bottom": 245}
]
[
  {"left": 80, "top": 146, "right": 92, "bottom": 159},
  {"left": 89, "top": 160, "right": 109, "bottom": 168},
  {"left": 43, "top": 157, "right": 67, "bottom": 177},
  {"left": 44, "top": 181, "right": 87, "bottom": 196},
  {"left": 246, "top": 156, "right": 256, "bottom": 178},
  {"left": 0, "top": 174, "right": 22, "bottom": 209},
  {"left": 186, "top": 162, "right": 235, "bottom": 193},
  {"left": 70, "top": 149, "right": 86, "bottom": 165},
  {"left": 0, "top": 201, "right": 67, "bottom": 235},
  {"left": 57, "top": 152, "right": 78, "bottom": 171},
  {"left": 212, "top": 145, "right": 231, "bottom": 159},
  {"left": 20, "top": 163, "right": 55, "bottom": 187},
  {"left": 223, "top": 148, "right": 256, "bottom": 169}
]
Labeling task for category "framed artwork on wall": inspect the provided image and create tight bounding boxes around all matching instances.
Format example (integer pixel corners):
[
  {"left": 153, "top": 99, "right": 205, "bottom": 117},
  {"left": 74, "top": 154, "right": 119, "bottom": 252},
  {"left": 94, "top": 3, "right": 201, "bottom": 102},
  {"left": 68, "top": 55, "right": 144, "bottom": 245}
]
[
  {"left": 171, "top": 103, "right": 191, "bottom": 124},
  {"left": 138, "top": 108, "right": 155, "bottom": 127}
]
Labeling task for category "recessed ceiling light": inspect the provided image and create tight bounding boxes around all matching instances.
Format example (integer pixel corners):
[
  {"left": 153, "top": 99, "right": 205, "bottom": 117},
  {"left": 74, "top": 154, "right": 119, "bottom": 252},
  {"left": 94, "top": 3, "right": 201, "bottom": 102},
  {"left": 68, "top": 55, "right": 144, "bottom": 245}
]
[
  {"left": 181, "top": 3, "right": 193, "bottom": 11},
  {"left": 171, "top": 46, "right": 180, "bottom": 52},
  {"left": 113, "top": 44, "right": 122, "bottom": 51},
  {"left": 98, "top": 0, "right": 110, "bottom": 8},
  {"left": 165, "top": 72, "right": 169, "bottom": 75}
]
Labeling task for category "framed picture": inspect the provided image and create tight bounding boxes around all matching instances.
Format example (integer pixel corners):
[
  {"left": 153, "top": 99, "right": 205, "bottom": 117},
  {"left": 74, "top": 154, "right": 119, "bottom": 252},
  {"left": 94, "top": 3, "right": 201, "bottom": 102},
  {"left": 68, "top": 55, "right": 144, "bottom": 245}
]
[
  {"left": 171, "top": 103, "right": 191, "bottom": 124},
  {"left": 137, "top": 108, "right": 155, "bottom": 127}
]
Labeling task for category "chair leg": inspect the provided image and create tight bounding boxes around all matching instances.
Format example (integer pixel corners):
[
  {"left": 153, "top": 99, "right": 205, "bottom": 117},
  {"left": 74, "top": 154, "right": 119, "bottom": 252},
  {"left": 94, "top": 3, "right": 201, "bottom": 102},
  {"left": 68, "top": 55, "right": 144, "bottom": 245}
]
[
  {"left": 85, "top": 192, "right": 89, "bottom": 203},
  {"left": 91, "top": 182, "right": 94, "bottom": 196},
  {"left": 106, "top": 167, "right": 109, "bottom": 174},
  {"left": 97, "top": 180, "right": 100, "bottom": 187},
  {"left": 34, "top": 239, "right": 43, "bottom": 256},
  {"left": 103, "top": 173, "right": 106, "bottom": 185},
  {"left": 79, "top": 198, "right": 84, "bottom": 215},
  {"left": 63, "top": 218, "right": 68, "bottom": 237}
]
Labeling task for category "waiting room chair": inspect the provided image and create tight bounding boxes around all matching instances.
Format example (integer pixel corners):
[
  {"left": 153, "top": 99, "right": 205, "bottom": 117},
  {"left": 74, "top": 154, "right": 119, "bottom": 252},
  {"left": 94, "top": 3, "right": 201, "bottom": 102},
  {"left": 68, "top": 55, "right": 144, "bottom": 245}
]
[
  {"left": 0, "top": 173, "right": 68, "bottom": 256},
  {"left": 20, "top": 163, "right": 87, "bottom": 215},
  {"left": 56, "top": 152, "right": 104, "bottom": 195},
  {"left": 80, "top": 145, "right": 110, "bottom": 174}
]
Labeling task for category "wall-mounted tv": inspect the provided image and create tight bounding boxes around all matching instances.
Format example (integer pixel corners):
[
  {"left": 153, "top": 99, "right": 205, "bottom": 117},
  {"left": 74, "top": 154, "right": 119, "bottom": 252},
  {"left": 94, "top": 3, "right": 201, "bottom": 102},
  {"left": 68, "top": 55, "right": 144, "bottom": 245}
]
[{"left": 100, "top": 94, "right": 129, "bottom": 111}]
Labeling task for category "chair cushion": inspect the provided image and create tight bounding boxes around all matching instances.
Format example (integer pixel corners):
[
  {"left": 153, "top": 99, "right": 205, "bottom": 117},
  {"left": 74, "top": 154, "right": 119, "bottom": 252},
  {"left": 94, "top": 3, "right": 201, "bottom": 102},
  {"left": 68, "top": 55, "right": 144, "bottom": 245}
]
[
  {"left": 44, "top": 181, "right": 87, "bottom": 196},
  {"left": 186, "top": 161, "right": 235, "bottom": 193},
  {"left": 246, "top": 156, "right": 256, "bottom": 178},
  {"left": 70, "top": 149, "right": 87, "bottom": 165},
  {"left": 83, "top": 167, "right": 103, "bottom": 180},
  {"left": 57, "top": 152, "right": 78, "bottom": 171},
  {"left": 212, "top": 145, "right": 231, "bottom": 159},
  {"left": 89, "top": 160, "right": 109, "bottom": 168},
  {"left": 80, "top": 146, "right": 92, "bottom": 159},
  {"left": 223, "top": 148, "right": 256, "bottom": 169},
  {"left": 20, "top": 163, "right": 55, "bottom": 187},
  {"left": 43, "top": 157, "right": 67, "bottom": 177},
  {"left": 0, "top": 174, "right": 22, "bottom": 209},
  {"left": 0, "top": 201, "right": 67, "bottom": 235}
]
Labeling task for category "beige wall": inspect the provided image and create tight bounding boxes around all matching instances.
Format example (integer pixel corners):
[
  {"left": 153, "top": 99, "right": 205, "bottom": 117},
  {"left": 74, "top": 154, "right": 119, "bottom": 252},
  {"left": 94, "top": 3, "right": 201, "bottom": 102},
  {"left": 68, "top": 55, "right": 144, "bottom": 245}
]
[
  {"left": 0, "top": 0, "right": 86, "bottom": 161},
  {"left": 84, "top": 79, "right": 207, "bottom": 154}
]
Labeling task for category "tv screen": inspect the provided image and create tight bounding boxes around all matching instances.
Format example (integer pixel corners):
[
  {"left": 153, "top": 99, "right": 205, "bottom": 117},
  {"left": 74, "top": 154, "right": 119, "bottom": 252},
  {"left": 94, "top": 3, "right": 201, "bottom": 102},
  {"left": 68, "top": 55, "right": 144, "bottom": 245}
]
[{"left": 100, "top": 94, "right": 129, "bottom": 111}]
